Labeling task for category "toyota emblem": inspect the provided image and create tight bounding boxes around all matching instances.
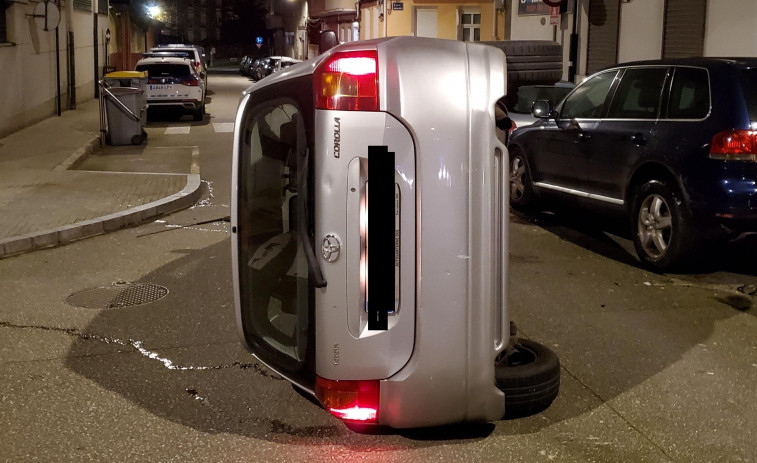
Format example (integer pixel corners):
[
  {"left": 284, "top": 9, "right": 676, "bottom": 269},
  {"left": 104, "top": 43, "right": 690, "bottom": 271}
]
[{"left": 321, "top": 234, "right": 341, "bottom": 263}]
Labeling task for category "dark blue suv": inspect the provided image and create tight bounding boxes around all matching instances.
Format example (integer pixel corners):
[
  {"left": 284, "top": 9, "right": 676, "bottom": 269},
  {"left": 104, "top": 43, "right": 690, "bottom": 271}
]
[{"left": 508, "top": 58, "right": 757, "bottom": 271}]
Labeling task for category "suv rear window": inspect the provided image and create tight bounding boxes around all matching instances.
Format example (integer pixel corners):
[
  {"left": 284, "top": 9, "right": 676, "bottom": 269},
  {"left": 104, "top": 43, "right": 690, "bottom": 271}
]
[
  {"left": 667, "top": 67, "right": 710, "bottom": 119},
  {"left": 136, "top": 64, "right": 191, "bottom": 77},
  {"left": 742, "top": 68, "right": 757, "bottom": 123}
]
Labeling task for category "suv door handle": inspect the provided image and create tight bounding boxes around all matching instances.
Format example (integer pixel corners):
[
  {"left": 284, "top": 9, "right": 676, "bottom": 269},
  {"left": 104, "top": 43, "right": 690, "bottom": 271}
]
[{"left": 631, "top": 133, "right": 647, "bottom": 145}]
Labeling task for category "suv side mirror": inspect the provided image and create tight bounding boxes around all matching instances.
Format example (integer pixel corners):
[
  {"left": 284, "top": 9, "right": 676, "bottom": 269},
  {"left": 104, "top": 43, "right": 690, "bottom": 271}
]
[
  {"left": 532, "top": 100, "right": 554, "bottom": 119},
  {"left": 319, "top": 30, "right": 338, "bottom": 54}
]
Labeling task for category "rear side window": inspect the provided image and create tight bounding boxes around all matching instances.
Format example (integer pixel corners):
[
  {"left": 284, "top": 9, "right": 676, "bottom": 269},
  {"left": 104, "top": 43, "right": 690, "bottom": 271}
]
[
  {"left": 607, "top": 68, "right": 667, "bottom": 119},
  {"left": 136, "top": 64, "right": 191, "bottom": 77},
  {"left": 742, "top": 68, "right": 757, "bottom": 123},
  {"left": 560, "top": 71, "right": 618, "bottom": 119},
  {"left": 667, "top": 67, "right": 710, "bottom": 119}
]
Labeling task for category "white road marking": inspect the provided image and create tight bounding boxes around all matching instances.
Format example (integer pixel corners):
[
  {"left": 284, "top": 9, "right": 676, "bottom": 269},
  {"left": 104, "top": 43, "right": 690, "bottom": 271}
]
[
  {"left": 213, "top": 122, "right": 235, "bottom": 133},
  {"left": 165, "top": 126, "right": 191, "bottom": 135}
]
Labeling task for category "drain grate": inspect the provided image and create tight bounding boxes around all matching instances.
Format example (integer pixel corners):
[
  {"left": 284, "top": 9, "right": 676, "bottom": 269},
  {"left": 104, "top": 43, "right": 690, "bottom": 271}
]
[{"left": 66, "top": 283, "right": 169, "bottom": 309}]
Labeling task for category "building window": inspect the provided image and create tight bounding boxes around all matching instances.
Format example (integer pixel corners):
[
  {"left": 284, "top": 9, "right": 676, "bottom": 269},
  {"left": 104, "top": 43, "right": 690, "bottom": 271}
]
[{"left": 461, "top": 11, "right": 480, "bottom": 42}]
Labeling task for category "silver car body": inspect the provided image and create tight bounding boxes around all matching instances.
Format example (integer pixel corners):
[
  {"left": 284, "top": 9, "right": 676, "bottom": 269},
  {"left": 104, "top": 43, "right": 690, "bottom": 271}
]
[{"left": 232, "top": 37, "right": 509, "bottom": 428}]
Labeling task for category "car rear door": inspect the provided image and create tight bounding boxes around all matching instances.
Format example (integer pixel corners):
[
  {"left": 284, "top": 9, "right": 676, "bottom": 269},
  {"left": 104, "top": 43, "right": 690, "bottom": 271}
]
[{"left": 583, "top": 66, "right": 669, "bottom": 202}]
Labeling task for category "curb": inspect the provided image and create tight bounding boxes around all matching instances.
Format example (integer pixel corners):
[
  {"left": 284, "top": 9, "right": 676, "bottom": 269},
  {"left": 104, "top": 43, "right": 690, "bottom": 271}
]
[
  {"left": 0, "top": 174, "right": 202, "bottom": 259},
  {"left": 54, "top": 136, "right": 101, "bottom": 171}
]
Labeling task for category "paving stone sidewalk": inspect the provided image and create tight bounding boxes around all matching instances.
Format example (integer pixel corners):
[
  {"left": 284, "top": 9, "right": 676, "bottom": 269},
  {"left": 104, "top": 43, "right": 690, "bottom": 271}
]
[{"left": 0, "top": 99, "right": 201, "bottom": 258}]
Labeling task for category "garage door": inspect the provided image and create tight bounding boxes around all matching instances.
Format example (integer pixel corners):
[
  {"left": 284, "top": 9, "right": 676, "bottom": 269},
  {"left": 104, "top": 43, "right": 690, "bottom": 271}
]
[
  {"left": 663, "top": 0, "right": 707, "bottom": 58},
  {"left": 586, "top": 0, "right": 620, "bottom": 75}
]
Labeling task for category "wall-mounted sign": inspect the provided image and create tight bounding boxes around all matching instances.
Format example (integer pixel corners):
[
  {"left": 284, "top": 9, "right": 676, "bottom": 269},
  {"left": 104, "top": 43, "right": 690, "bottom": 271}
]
[
  {"left": 256, "top": 36, "right": 263, "bottom": 44},
  {"left": 392, "top": 2, "right": 404, "bottom": 11},
  {"left": 518, "top": 0, "right": 550, "bottom": 15}
]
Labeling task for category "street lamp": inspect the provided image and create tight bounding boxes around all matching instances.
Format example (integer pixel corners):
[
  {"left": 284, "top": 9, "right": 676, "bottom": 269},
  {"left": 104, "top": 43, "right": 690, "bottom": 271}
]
[{"left": 147, "top": 5, "right": 161, "bottom": 19}]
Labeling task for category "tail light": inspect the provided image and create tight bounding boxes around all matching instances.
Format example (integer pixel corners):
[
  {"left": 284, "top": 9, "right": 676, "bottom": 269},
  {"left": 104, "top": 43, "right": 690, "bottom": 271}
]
[
  {"left": 180, "top": 77, "right": 199, "bottom": 86},
  {"left": 315, "top": 376, "right": 379, "bottom": 423},
  {"left": 314, "top": 50, "right": 379, "bottom": 111},
  {"left": 709, "top": 130, "right": 757, "bottom": 161},
  {"left": 148, "top": 79, "right": 161, "bottom": 84}
]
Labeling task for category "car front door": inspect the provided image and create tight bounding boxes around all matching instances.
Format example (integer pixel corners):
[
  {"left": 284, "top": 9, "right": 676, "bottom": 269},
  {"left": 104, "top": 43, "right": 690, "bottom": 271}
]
[
  {"left": 583, "top": 67, "right": 669, "bottom": 203},
  {"left": 530, "top": 70, "right": 618, "bottom": 193}
]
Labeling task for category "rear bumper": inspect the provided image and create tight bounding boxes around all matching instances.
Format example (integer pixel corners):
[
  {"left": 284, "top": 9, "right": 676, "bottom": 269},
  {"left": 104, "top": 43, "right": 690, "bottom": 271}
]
[{"left": 146, "top": 99, "right": 201, "bottom": 111}]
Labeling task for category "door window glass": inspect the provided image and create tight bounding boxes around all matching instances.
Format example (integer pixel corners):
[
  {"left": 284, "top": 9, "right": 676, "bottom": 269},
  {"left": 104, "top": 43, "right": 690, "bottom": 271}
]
[
  {"left": 560, "top": 71, "right": 618, "bottom": 119},
  {"left": 667, "top": 67, "right": 710, "bottom": 119},
  {"left": 607, "top": 68, "right": 667, "bottom": 119},
  {"left": 238, "top": 101, "right": 310, "bottom": 366}
]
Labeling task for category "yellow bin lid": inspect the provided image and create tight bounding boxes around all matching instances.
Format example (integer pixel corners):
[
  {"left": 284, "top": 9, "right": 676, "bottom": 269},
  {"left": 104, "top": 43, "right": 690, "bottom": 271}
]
[{"left": 105, "top": 71, "right": 147, "bottom": 78}]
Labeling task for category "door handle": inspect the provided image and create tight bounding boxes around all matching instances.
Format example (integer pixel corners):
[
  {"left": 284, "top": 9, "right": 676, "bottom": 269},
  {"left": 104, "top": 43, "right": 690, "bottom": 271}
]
[
  {"left": 631, "top": 133, "right": 647, "bottom": 145},
  {"left": 577, "top": 131, "right": 591, "bottom": 141}
]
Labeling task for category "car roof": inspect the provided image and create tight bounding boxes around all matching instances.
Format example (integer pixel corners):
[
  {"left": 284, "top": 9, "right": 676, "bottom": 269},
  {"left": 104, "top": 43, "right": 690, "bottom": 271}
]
[
  {"left": 602, "top": 56, "right": 757, "bottom": 72},
  {"left": 136, "top": 56, "right": 193, "bottom": 66}
]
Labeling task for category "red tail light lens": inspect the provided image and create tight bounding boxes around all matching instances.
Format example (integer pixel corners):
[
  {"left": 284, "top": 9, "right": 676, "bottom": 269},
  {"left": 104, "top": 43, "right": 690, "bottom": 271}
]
[
  {"left": 180, "top": 78, "right": 199, "bottom": 86},
  {"left": 315, "top": 376, "right": 379, "bottom": 423},
  {"left": 709, "top": 130, "right": 757, "bottom": 161},
  {"left": 314, "top": 51, "right": 379, "bottom": 111}
]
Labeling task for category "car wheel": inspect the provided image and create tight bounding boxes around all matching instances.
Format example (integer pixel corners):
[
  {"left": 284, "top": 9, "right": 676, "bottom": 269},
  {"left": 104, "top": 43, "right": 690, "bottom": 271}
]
[
  {"left": 631, "top": 180, "right": 699, "bottom": 271},
  {"left": 509, "top": 149, "right": 535, "bottom": 209},
  {"left": 495, "top": 338, "right": 560, "bottom": 418},
  {"left": 193, "top": 107, "right": 203, "bottom": 121}
]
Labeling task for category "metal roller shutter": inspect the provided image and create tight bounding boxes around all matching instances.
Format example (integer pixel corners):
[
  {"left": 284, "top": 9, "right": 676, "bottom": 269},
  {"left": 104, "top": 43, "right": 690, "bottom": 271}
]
[
  {"left": 586, "top": 0, "right": 620, "bottom": 75},
  {"left": 663, "top": 0, "right": 707, "bottom": 58}
]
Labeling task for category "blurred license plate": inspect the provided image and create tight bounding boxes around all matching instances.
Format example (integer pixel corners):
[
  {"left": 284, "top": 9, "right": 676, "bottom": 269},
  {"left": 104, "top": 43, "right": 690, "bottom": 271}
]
[{"left": 150, "top": 85, "right": 171, "bottom": 90}]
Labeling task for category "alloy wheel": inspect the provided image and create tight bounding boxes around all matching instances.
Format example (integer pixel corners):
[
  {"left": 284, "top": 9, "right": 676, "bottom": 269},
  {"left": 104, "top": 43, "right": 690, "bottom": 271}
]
[{"left": 637, "top": 193, "right": 673, "bottom": 259}]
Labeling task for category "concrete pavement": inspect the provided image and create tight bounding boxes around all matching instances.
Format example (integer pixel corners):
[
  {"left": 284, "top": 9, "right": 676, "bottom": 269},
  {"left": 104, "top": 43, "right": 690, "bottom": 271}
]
[{"left": 0, "top": 99, "right": 202, "bottom": 259}]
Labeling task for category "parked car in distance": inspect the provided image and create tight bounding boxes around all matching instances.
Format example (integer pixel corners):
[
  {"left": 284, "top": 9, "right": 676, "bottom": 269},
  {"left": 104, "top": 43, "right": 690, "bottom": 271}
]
[
  {"left": 135, "top": 56, "right": 206, "bottom": 121},
  {"left": 152, "top": 44, "right": 207, "bottom": 87},
  {"left": 244, "top": 58, "right": 263, "bottom": 79},
  {"left": 239, "top": 55, "right": 251, "bottom": 75},
  {"left": 254, "top": 56, "right": 302, "bottom": 81},
  {"left": 508, "top": 57, "right": 757, "bottom": 271}
]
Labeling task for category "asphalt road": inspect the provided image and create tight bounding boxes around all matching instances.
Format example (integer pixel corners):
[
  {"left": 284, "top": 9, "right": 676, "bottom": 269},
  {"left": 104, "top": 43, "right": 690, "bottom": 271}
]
[{"left": 1, "top": 70, "right": 756, "bottom": 462}]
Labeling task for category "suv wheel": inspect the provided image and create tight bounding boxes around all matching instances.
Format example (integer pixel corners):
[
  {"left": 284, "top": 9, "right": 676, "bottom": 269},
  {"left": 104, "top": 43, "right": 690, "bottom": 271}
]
[
  {"left": 509, "top": 149, "right": 535, "bottom": 209},
  {"left": 631, "top": 180, "right": 698, "bottom": 271}
]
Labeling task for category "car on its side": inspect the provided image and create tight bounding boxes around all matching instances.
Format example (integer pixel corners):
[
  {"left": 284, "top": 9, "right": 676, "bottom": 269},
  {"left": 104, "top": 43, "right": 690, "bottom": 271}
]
[
  {"left": 135, "top": 56, "right": 206, "bottom": 121},
  {"left": 508, "top": 57, "right": 757, "bottom": 270}
]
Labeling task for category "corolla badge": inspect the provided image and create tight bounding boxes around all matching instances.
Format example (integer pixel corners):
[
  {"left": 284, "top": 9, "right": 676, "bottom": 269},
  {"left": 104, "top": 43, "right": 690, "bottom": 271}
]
[{"left": 321, "top": 234, "right": 341, "bottom": 263}]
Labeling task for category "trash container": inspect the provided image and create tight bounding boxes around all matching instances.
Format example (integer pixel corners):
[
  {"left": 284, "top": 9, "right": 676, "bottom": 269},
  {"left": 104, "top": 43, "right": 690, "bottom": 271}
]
[
  {"left": 103, "top": 71, "right": 148, "bottom": 115},
  {"left": 103, "top": 87, "right": 145, "bottom": 145}
]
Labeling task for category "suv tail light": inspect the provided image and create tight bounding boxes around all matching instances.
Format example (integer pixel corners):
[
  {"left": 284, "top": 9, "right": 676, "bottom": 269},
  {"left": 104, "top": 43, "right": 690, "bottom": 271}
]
[
  {"left": 709, "top": 130, "right": 757, "bottom": 161},
  {"left": 180, "top": 77, "right": 199, "bottom": 86},
  {"left": 315, "top": 376, "right": 379, "bottom": 423},
  {"left": 314, "top": 50, "right": 379, "bottom": 111}
]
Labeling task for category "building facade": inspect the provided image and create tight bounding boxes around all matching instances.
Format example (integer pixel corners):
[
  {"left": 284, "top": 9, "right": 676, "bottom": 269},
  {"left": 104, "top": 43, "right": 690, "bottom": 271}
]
[
  {"left": 1, "top": 0, "right": 111, "bottom": 137},
  {"left": 506, "top": 0, "right": 757, "bottom": 83},
  {"left": 358, "top": 0, "right": 506, "bottom": 42}
]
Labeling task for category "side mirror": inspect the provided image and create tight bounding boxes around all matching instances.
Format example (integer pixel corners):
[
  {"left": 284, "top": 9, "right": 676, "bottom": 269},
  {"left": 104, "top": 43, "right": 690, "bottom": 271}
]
[
  {"left": 319, "top": 30, "right": 338, "bottom": 54},
  {"left": 531, "top": 100, "right": 554, "bottom": 119}
]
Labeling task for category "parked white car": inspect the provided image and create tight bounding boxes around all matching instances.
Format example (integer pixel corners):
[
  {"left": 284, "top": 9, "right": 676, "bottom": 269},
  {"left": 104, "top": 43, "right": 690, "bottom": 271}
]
[
  {"left": 151, "top": 44, "right": 207, "bottom": 87},
  {"left": 135, "top": 56, "right": 206, "bottom": 121}
]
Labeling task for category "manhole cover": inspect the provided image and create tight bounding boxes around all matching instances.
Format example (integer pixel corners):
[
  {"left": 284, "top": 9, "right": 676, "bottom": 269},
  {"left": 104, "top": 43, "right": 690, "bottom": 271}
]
[{"left": 66, "top": 283, "right": 169, "bottom": 309}]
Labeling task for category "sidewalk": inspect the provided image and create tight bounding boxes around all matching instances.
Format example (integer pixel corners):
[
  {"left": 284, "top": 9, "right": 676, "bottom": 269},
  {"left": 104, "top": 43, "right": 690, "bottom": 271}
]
[{"left": 0, "top": 99, "right": 201, "bottom": 259}]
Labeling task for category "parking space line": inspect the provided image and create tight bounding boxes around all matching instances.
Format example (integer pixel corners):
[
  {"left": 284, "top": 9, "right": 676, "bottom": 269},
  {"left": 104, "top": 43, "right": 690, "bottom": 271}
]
[
  {"left": 213, "top": 123, "right": 235, "bottom": 133},
  {"left": 165, "top": 127, "right": 191, "bottom": 135}
]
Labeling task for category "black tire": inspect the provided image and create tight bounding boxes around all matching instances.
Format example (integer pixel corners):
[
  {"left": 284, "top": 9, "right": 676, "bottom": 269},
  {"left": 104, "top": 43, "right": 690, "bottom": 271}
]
[
  {"left": 193, "top": 107, "right": 203, "bottom": 121},
  {"left": 509, "top": 148, "right": 535, "bottom": 210},
  {"left": 495, "top": 338, "right": 560, "bottom": 418},
  {"left": 130, "top": 134, "right": 143, "bottom": 145},
  {"left": 631, "top": 180, "right": 699, "bottom": 271}
]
